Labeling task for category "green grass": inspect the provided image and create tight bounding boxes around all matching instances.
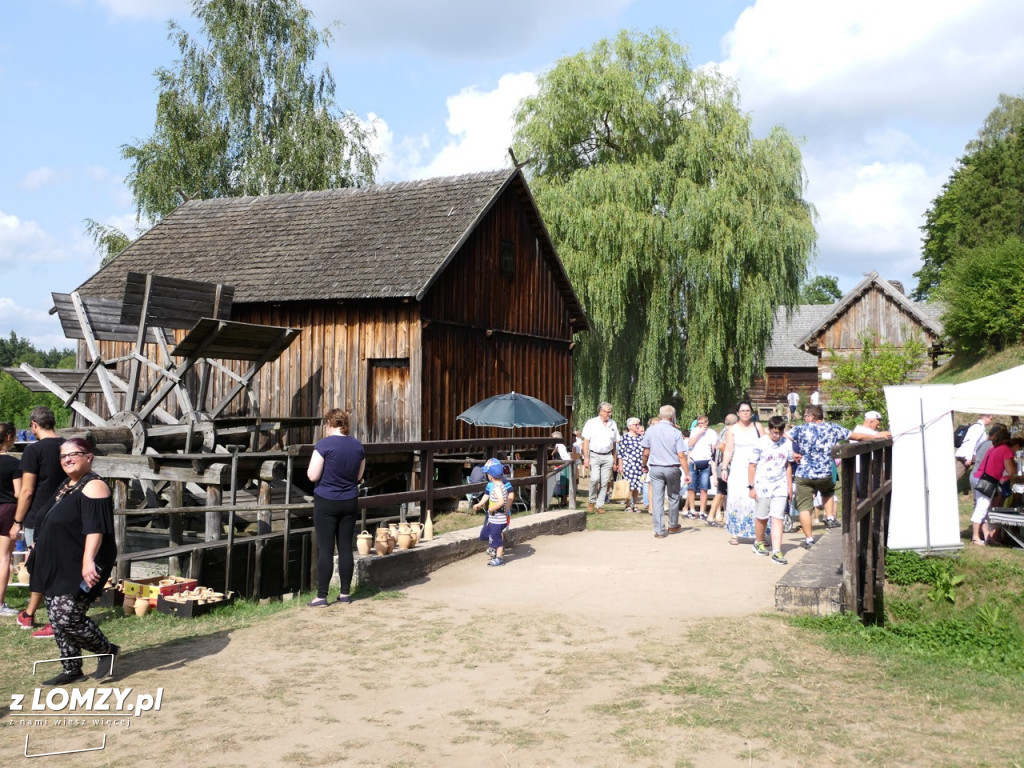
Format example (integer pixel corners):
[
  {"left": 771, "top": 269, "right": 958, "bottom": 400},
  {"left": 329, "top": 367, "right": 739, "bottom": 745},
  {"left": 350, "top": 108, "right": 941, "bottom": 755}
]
[{"left": 923, "top": 342, "right": 1024, "bottom": 386}]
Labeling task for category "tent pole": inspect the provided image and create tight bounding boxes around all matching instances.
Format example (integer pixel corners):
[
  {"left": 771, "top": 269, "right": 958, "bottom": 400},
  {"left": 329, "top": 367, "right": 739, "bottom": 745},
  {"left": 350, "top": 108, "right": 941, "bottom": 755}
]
[{"left": 919, "top": 396, "right": 932, "bottom": 552}]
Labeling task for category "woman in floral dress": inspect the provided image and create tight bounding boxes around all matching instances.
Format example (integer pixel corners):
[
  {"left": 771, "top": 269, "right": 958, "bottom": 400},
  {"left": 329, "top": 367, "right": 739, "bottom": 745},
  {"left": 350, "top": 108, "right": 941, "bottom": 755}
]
[
  {"left": 618, "top": 418, "right": 645, "bottom": 512},
  {"left": 720, "top": 402, "right": 762, "bottom": 544}
]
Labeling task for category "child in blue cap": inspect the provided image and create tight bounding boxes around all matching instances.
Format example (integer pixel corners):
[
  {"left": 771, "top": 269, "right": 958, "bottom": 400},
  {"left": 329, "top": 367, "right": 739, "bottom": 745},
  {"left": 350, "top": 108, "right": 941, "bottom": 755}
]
[{"left": 472, "top": 458, "right": 513, "bottom": 566}]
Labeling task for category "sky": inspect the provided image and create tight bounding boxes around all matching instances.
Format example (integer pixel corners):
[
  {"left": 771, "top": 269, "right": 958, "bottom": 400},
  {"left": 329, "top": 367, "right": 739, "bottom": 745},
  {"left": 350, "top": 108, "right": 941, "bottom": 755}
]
[{"left": 2, "top": 0, "right": 1023, "bottom": 350}]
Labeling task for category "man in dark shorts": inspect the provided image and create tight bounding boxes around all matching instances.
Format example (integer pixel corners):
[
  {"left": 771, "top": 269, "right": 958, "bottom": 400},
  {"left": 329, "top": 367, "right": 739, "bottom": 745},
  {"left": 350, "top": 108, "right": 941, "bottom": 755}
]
[{"left": 10, "top": 407, "right": 65, "bottom": 634}]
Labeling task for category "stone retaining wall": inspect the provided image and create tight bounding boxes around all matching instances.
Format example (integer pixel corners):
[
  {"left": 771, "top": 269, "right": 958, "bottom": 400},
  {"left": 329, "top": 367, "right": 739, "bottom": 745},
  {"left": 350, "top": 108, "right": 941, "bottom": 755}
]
[{"left": 352, "top": 509, "right": 587, "bottom": 590}]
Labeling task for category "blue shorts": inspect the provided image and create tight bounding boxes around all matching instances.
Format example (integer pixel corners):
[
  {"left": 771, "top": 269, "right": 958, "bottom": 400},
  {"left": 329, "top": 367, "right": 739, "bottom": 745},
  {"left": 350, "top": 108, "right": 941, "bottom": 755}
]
[
  {"left": 689, "top": 460, "right": 711, "bottom": 492},
  {"left": 479, "top": 521, "right": 507, "bottom": 549}
]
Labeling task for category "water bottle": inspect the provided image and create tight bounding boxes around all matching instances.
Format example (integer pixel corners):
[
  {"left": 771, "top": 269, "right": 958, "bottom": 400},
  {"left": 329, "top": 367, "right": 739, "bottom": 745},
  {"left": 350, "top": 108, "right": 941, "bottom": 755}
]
[{"left": 15, "top": 532, "right": 26, "bottom": 552}]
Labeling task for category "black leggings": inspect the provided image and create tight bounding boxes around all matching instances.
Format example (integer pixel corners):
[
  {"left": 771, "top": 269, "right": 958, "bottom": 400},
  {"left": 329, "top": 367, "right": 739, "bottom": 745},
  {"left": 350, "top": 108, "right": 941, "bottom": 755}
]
[
  {"left": 313, "top": 495, "right": 358, "bottom": 599},
  {"left": 45, "top": 593, "right": 115, "bottom": 674}
]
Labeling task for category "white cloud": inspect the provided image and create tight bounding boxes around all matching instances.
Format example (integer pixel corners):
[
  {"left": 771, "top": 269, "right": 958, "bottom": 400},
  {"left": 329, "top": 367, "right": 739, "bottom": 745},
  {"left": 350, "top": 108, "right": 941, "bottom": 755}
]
[
  {"left": 390, "top": 72, "right": 538, "bottom": 180},
  {"left": 20, "top": 166, "right": 61, "bottom": 191},
  {"left": 721, "top": 0, "right": 1024, "bottom": 130},
  {"left": 0, "top": 210, "right": 70, "bottom": 265},
  {"left": 0, "top": 297, "right": 69, "bottom": 350}
]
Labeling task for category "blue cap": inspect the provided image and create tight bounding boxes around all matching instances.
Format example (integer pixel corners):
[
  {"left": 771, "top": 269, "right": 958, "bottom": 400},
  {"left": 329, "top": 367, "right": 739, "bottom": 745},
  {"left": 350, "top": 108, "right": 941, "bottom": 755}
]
[{"left": 484, "top": 458, "right": 504, "bottom": 478}]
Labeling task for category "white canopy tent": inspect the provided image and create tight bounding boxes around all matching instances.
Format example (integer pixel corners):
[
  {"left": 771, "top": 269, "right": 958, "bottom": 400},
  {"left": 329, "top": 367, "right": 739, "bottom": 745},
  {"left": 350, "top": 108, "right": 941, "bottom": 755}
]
[{"left": 884, "top": 364, "right": 1024, "bottom": 552}]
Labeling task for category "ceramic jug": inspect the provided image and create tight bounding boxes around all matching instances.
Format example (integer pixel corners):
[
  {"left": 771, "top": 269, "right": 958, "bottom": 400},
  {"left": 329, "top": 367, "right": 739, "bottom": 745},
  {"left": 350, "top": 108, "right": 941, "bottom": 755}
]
[
  {"left": 408, "top": 522, "right": 423, "bottom": 545},
  {"left": 17, "top": 562, "right": 30, "bottom": 584},
  {"left": 135, "top": 598, "right": 150, "bottom": 617},
  {"left": 423, "top": 510, "right": 434, "bottom": 541},
  {"left": 357, "top": 530, "right": 373, "bottom": 556},
  {"left": 397, "top": 531, "right": 413, "bottom": 550}
]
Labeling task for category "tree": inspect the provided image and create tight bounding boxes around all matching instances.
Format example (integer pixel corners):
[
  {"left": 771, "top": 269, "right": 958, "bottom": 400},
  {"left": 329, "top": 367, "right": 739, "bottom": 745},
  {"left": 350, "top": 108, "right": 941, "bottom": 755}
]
[
  {"left": 822, "top": 334, "right": 926, "bottom": 428},
  {"left": 935, "top": 237, "right": 1024, "bottom": 353},
  {"left": 0, "top": 332, "right": 74, "bottom": 427},
  {"left": 800, "top": 274, "right": 842, "bottom": 305},
  {"left": 913, "top": 94, "right": 1024, "bottom": 300},
  {"left": 84, "top": 218, "right": 132, "bottom": 265},
  {"left": 513, "top": 29, "right": 816, "bottom": 418},
  {"left": 121, "top": 0, "right": 377, "bottom": 225}
]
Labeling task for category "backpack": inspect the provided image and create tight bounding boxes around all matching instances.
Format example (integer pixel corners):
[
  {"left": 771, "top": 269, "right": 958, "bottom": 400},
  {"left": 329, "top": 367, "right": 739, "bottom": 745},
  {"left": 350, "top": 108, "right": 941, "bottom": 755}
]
[{"left": 953, "top": 424, "right": 970, "bottom": 449}]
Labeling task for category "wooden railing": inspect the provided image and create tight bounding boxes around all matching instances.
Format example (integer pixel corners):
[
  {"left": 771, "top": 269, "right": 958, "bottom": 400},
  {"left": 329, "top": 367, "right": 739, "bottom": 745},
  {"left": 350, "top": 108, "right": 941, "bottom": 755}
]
[
  {"left": 109, "top": 436, "right": 575, "bottom": 597},
  {"left": 834, "top": 438, "right": 893, "bottom": 626}
]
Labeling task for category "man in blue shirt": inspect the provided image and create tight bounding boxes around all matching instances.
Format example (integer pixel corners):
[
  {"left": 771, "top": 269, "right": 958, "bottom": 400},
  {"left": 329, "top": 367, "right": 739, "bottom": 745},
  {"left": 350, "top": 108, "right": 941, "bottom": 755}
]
[
  {"left": 640, "top": 405, "right": 690, "bottom": 538},
  {"left": 790, "top": 404, "right": 879, "bottom": 548}
]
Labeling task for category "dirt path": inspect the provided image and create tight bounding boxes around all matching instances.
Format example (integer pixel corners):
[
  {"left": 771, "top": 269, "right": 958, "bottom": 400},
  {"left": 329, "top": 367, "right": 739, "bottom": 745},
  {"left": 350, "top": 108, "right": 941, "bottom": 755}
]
[{"left": 12, "top": 525, "right": 1012, "bottom": 767}]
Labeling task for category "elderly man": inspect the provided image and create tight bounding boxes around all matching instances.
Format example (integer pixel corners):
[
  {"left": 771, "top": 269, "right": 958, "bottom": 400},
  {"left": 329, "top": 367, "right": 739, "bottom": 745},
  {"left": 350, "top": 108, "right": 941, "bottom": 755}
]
[
  {"left": 852, "top": 410, "right": 892, "bottom": 498},
  {"left": 641, "top": 405, "right": 690, "bottom": 538},
  {"left": 955, "top": 414, "right": 993, "bottom": 481},
  {"left": 790, "top": 404, "right": 881, "bottom": 547},
  {"left": 581, "top": 402, "right": 620, "bottom": 514}
]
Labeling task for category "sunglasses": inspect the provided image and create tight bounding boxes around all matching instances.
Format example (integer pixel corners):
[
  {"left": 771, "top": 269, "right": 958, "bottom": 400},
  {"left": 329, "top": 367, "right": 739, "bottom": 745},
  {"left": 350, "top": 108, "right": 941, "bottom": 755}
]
[{"left": 60, "top": 451, "right": 89, "bottom": 462}]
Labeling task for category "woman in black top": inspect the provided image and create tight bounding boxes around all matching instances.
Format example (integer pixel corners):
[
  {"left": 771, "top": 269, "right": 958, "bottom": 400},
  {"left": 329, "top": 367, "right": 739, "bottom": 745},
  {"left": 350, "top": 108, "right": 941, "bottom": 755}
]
[
  {"left": 31, "top": 437, "right": 119, "bottom": 685},
  {"left": 0, "top": 422, "right": 22, "bottom": 616}
]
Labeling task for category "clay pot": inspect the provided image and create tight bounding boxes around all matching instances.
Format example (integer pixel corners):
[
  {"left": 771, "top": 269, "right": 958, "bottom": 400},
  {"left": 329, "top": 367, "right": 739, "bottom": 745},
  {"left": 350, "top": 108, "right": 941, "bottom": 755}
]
[
  {"left": 158, "top": 578, "right": 174, "bottom": 587},
  {"left": 375, "top": 532, "right": 391, "bottom": 556},
  {"left": 17, "top": 563, "right": 30, "bottom": 584},
  {"left": 408, "top": 522, "right": 423, "bottom": 546},
  {"left": 388, "top": 523, "right": 399, "bottom": 541},
  {"left": 134, "top": 598, "right": 150, "bottom": 617},
  {"left": 356, "top": 530, "right": 373, "bottom": 556},
  {"left": 397, "top": 531, "right": 413, "bottom": 550}
]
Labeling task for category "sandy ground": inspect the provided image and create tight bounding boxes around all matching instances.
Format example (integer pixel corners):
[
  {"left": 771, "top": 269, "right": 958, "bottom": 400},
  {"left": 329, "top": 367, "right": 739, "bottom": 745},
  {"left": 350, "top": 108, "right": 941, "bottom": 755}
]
[{"left": 7, "top": 523, "right": 835, "bottom": 767}]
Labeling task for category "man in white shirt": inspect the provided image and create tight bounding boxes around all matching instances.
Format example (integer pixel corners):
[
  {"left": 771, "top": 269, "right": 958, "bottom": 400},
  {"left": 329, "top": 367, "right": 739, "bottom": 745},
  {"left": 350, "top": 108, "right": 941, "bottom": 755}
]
[
  {"left": 581, "top": 402, "right": 620, "bottom": 513},
  {"left": 955, "top": 415, "right": 993, "bottom": 480},
  {"left": 851, "top": 410, "right": 892, "bottom": 498},
  {"left": 787, "top": 391, "right": 799, "bottom": 418},
  {"left": 686, "top": 415, "right": 717, "bottom": 519},
  {"left": 809, "top": 389, "right": 821, "bottom": 407}
]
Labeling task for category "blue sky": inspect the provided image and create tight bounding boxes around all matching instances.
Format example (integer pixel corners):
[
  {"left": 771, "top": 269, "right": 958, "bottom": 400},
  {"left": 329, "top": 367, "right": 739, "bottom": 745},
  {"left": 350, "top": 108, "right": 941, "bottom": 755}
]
[{"left": 2, "top": 0, "right": 1023, "bottom": 349}]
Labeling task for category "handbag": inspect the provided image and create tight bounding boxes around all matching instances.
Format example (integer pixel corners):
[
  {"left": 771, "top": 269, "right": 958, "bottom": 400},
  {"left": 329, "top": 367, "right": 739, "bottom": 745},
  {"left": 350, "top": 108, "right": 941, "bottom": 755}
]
[
  {"left": 975, "top": 472, "right": 1000, "bottom": 498},
  {"left": 610, "top": 478, "right": 630, "bottom": 501}
]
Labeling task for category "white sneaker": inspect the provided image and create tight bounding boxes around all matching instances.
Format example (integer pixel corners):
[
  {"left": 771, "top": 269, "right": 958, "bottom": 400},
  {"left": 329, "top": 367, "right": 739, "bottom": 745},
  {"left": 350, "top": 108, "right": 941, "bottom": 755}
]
[{"left": 0, "top": 603, "right": 19, "bottom": 617}]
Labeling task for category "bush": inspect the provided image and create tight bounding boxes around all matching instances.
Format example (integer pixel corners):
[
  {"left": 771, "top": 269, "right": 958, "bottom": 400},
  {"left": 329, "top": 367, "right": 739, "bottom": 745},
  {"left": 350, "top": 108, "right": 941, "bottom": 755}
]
[{"left": 936, "top": 236, "right": 1024, "bottom": 353}]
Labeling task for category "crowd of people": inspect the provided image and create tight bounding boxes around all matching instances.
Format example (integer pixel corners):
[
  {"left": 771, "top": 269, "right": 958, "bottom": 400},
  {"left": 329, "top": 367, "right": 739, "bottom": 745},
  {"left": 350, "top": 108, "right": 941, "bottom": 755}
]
[
  {"left": 573, "top": 396, "right": 890, "bottom": 563},
  {"left": 960, "top": 414, "right": 1024, "bottom": 545}
]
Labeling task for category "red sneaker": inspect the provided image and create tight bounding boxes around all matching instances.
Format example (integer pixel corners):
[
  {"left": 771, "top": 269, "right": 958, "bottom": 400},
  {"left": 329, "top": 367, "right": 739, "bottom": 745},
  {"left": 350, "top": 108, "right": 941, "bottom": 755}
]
[
  {"left": 16, "top": 610, "right": 35, "bottom": 630},
  {"left": 32, "top": 624, "right": 54, "bottom": 639}
]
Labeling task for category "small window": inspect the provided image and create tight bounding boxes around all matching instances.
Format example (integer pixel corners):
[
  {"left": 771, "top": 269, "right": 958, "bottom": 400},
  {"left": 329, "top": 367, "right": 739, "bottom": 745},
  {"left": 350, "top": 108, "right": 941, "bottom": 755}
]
[{"left": 500, "top": 240, "right": 514, "bottom": 278}]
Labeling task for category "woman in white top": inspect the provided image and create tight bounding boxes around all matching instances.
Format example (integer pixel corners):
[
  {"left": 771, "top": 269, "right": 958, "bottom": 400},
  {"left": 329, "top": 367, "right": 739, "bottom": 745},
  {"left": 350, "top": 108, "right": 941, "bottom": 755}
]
[{"left": 720, "top": 402, "right": 762, "bottom": 545}]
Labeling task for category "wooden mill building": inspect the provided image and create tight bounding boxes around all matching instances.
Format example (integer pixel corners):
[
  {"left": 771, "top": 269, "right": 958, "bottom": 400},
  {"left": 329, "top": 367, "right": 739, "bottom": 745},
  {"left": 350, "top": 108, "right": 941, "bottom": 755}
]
[
  {"left": 749, "top": 272, "right": 943, "bottom": 415},
  {"left": 74, "top": 168, "right": 589, "bottom": 443}
]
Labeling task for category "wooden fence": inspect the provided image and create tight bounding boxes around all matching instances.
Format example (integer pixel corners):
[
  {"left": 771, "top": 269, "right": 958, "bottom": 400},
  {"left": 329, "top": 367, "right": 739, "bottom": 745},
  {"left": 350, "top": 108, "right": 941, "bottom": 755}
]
[{"left": 834, "top": 438, "right": 893, "bottom": 625}]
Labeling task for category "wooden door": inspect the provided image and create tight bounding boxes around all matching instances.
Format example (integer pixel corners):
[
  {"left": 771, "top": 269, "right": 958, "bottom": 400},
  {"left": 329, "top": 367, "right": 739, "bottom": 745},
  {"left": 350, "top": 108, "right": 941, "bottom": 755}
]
[{"left": 369, "top": 358, "right": 411, "bottom": 443}]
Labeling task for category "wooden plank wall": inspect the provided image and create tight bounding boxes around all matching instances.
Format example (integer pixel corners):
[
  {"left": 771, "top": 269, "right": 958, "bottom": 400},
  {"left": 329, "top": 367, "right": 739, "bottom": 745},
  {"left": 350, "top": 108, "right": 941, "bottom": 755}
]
[
  {"left": 420, "top": 185, "right": 575, "bottom": 440},
  {"left": 813, "top": 288, "right": 937, "bottom": 379}
]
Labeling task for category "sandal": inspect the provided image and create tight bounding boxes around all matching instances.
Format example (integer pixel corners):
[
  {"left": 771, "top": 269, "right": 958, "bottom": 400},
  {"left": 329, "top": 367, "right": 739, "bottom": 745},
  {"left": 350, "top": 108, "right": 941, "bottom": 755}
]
[
  {"left": 729, "top": 537, "right": 739, "bottom": 545},
  {"left": 972, "top": 539, "right": 986, "bottom": 546}
]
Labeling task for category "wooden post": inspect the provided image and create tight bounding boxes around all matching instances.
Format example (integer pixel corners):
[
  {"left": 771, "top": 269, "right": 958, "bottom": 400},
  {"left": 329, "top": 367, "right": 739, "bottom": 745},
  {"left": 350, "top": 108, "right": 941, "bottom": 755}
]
[
  {"left": 423, "top": 448, "right": 434, "bottom": 525},
  {"left": 112, "top": 480, "right": 127, "bottom": 581},
  {"left": 205, "top": 484, "right": 222, "bottom": 541},
  {"left": 537, "top": 442, "right": 548, "bottom": 513},
  {"left": 168, "top": 482, "right": 183, "bottom": 576}
]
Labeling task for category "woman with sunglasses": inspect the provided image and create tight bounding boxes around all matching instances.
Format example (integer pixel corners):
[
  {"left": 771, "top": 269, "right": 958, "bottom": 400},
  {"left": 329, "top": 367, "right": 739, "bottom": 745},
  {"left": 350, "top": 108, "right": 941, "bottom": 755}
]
[{"left": 29, "top": 437, "right": 119, "bottom": 685}]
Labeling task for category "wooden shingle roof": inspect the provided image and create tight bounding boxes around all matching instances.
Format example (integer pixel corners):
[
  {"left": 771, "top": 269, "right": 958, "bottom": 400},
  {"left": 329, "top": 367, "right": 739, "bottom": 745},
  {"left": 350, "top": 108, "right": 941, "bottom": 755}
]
[
  {"left": 795, "top": 271, "right": 943, "bottom": 351},
  {"left": 77, "top": 169, "right": 587, "bottom": 328},
  {"left": 765, "top": 305, "right": 832, "bottom": 368}
]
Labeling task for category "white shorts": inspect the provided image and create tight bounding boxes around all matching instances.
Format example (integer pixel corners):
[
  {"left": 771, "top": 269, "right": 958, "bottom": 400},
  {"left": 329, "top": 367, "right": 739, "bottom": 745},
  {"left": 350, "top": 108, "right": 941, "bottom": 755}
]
[{"left": 755, "top": 495, "right": 788, "bottom": 521}]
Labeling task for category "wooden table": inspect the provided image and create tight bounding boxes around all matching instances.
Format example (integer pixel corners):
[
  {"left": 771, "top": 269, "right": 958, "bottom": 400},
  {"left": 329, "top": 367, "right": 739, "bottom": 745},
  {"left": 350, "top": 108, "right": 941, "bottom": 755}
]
[{"left": 988, "top": 507, "right": 1024, "bottom": 548}]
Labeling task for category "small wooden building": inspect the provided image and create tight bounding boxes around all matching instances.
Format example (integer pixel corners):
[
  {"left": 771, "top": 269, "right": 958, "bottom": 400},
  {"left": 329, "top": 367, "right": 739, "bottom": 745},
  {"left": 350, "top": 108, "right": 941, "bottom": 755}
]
[
  {"left": 75, "top": 169, "right": 588, "bottom": 443},
  {"left": 749, "top": 272, "right": 943, "bottom": 415}
]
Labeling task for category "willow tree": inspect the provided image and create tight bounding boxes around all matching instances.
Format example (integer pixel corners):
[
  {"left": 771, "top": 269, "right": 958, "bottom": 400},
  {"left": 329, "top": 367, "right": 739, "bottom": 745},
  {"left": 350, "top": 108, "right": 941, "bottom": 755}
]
[
  {"left": 122, "top": 0, "right": 376, "bottom": 224},
  {"left": 513, "top": 29, "right": 816, "bottom": 419}
]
